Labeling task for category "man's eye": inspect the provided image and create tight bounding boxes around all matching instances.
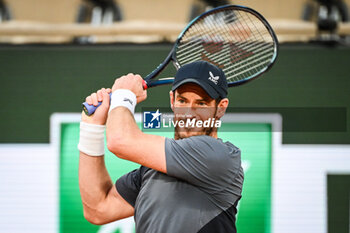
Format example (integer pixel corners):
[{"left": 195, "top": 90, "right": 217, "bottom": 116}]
[
  {"left": 178, "top": 99, "right": 185, "bottom": 103},
  {"left": 198, "top": 102, "right": 206, "bottom": 106}
]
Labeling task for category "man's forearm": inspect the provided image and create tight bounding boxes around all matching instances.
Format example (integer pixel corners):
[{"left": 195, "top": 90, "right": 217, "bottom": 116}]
[
  {"left": 79, "top": 152, "right": 113, "bottom": 211},
  {"left": 106, "top": 107, "right": 140, "bottom": 157}
]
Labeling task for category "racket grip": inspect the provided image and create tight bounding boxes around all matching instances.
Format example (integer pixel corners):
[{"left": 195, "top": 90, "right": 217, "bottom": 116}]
[
  {"left": 82, "top": 81, "right": 147, "bottom": 116},
  {"left": 82, "top": 93, "right": 112, "bottom": 116}
]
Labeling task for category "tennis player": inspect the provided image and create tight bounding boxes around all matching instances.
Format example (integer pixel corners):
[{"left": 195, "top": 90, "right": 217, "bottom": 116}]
[{"left": 78, "top": 61, "right": 244, "bottom": 232}]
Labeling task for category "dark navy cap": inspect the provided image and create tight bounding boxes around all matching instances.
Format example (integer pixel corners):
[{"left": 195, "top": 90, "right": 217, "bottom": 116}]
[{"left": 172, "top": 61, "right": 228, "bottom": 99}]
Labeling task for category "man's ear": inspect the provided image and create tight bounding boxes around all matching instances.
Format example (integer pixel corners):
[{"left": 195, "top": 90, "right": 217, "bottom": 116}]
[
  {"left": 169, "top": 90, "right": 174, "bottom": 111},
  {"left": 215, "top": 98, "right": 229, "bottom": 119}
]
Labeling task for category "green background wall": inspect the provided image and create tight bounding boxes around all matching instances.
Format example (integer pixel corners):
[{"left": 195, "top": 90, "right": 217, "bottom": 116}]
[
  {"left": 60, "top": 121, "right": 272, "bottom": 233},
  {"left": 0, "top": 43, "right": 349, "bottom": 144}
]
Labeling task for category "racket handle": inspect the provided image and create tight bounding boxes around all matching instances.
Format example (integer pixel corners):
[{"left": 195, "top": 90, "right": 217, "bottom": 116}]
[
  {"left": 82, "top": 80, "right": 148, "bottom": 116},
  {"left": 82, "top": 93, "right": 112, "bottom": 116}
]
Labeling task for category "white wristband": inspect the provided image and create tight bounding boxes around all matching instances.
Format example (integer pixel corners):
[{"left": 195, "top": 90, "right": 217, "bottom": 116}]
[
  {"left": 109, "top": 89, "right": 137, "bottom": 115},
  {"left": 78, "top": 122, "right": 105, "bottom": 156}
]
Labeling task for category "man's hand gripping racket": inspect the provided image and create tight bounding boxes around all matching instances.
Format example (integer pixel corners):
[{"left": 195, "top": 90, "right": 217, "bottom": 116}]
[{"left": 82, "top": 5, "right": 279, "bottom": 115}]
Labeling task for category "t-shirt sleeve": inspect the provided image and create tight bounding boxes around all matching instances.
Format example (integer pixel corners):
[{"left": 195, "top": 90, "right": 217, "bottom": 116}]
[
  {"left": 165, "top": 135, "right": 241, "bottom": 190},
  {"left": 115, "top": 166, "right": 147, "bottom": 207}
]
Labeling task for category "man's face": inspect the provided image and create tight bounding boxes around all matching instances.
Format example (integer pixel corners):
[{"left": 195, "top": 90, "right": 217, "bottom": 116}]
[{"left": 170, "top": 83, "right": 218, "bottom": 139}]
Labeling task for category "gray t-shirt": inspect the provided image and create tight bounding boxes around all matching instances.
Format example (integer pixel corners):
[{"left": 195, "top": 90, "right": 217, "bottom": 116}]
[{"left": 116, "top": 135, "right": 244, "bottom": 233}]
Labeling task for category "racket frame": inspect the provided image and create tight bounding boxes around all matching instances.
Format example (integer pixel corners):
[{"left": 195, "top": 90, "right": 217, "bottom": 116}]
[
  {"left": 145, "top": 4, "right": 279, "bottom": 88},
  {"left": 82, "top": 5, "right": 279, "bottom": 115}
]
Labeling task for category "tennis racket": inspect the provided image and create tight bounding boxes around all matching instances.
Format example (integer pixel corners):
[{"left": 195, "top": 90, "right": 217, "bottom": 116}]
[{"left": 83, "top": 4, "right": 278, "bottom": 115}]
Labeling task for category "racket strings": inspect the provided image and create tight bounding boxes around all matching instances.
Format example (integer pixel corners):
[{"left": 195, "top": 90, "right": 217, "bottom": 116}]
[
  {"left": 175, "top": 8, "right": 276, "bottom": 83},
  {"left": 210, "top": 11, "right": 273, "bottom": 80},
  {"left": 178, "top": 13, "right": 252, "bottom": 60},
  {"left": 235, "top": 11, "right": 274, "bottom": 78}
]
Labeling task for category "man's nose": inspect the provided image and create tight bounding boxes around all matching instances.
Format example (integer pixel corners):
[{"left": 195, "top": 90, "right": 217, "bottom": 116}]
[{"left": 183, "top": 104, "right": 198, "bottom": 119}]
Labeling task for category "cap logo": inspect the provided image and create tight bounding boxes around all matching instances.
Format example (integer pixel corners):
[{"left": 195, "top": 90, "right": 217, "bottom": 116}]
[{"left": 208, "top": 71, "right": 219, "bottom": 84}]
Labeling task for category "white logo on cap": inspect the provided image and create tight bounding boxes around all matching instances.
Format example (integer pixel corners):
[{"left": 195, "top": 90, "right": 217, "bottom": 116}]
[{"left": 208, "top": 71, "right": 219, "bottom": 84}]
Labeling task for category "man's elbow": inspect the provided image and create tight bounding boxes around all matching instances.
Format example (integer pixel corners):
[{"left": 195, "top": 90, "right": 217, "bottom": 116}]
[
  {"left": 106, "top": 135, "right": 129, "bottom": 159},
  {"left": 83, "top": 209, "right": 106, "bottom": 226}
]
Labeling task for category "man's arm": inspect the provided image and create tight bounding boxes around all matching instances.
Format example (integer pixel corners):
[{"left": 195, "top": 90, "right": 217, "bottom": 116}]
[
  {"left": 78, "top": 88, "right": 134, "bottom": 225},
  {"left": 107, "top": 107, "right": 167, "bottom": 173},
  {"left": 79, "top": 152, "right": 134, "bottom": 225},
  {"left": 107, "top": 74, "right": 166, "bottom": 173},
  {"left": 106, "top": 74, "right": 167, "bottom": 174}
]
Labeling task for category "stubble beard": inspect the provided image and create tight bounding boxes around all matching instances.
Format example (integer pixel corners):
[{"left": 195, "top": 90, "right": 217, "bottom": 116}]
[{"left": 174, "top": 107, "right": 218, "bottom": 140}]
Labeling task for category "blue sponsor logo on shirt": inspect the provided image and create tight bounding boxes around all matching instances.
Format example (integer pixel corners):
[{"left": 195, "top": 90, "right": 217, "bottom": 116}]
[{"left": 143, "top": 109, "right": 161, "bottom": 129}]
